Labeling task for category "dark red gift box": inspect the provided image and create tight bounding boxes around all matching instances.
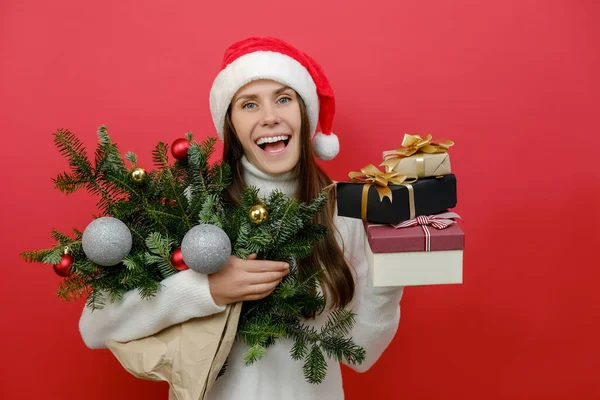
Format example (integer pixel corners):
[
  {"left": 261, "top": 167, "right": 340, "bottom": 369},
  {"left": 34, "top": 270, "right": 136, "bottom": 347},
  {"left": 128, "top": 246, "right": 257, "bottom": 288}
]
[
  {"left": 363, "top": 215, "right": 465, "bottom": 287},
  {"left": 365, "top": 221, "right": 465, "bottom": 253}
]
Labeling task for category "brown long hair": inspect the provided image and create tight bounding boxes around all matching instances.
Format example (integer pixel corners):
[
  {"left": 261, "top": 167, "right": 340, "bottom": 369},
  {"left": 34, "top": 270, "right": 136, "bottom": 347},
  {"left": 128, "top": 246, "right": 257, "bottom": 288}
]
[{"left": 222, "top": 94, "right": 355, "bottom": 311}]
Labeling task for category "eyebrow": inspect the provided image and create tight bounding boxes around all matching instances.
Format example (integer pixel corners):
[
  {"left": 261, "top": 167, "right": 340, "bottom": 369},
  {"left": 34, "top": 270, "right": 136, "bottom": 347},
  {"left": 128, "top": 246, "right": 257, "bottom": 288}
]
[{"left": 233, "top": 85, "right": 293, "bottom": 104}]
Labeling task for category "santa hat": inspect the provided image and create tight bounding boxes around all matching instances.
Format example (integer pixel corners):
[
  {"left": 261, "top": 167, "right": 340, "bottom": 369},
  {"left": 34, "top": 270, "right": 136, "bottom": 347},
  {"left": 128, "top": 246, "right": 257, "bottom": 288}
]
[{"left": 209, "top": 36, "right": 339, "bottom": 161}]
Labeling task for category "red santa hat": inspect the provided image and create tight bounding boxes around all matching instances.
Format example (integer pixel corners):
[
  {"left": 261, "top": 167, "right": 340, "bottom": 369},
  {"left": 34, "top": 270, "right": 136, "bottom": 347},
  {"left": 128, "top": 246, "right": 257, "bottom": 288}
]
[{"left": 209, "top": 36, "right": 339, "bottom": 161}]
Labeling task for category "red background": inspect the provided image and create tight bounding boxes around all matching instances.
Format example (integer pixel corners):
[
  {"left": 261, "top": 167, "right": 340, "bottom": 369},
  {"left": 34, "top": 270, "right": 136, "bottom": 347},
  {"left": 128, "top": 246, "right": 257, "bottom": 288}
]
[{"left": 2, "top": 0, "right": 599, "bottom": 399}]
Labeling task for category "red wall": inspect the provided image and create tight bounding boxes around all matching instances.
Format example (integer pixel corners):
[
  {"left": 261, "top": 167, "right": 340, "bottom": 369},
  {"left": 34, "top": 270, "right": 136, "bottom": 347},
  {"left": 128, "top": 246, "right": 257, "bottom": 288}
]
[{"left": 2, "top": 1, "right": 599, "bottom": 399}]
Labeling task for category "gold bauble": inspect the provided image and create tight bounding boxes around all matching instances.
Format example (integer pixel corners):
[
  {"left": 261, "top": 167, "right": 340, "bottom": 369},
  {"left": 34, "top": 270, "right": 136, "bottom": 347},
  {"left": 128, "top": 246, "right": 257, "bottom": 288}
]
[
  {"left": 249, "top": 204, "right": 268, "bottom": 224},
  {"left": 130, "top": 167, "right": 147, "bottom": 183}
]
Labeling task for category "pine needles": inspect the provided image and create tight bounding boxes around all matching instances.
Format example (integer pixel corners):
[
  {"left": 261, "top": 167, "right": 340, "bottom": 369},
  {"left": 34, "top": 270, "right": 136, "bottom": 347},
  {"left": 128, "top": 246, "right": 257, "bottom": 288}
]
[{"left": 21, "top": 126, "right": 365, "bottom": 383}]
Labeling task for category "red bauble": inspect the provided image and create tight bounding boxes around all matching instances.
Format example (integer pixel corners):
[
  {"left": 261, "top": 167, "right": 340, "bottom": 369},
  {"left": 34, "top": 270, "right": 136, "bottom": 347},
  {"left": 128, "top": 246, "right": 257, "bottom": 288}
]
[
  {"left": 171, "top": 247, "right": 189, "bottom": 271},
  {"left": 161, "top": 198, "right": 177, "bottom": 207},
  {"left": 53, "top": 254, "right": 73, "bottom": 277},
  {"left": 171, "top": 138, "right": 190, "bottom": 161}
]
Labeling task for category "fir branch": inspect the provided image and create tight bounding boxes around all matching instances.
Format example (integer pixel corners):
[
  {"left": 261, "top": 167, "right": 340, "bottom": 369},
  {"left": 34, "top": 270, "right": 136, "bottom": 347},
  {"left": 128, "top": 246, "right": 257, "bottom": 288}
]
[
  {"left": 108, "top": 288, "right": 124, "bottom": 304},
  {"left": 128, "top": 222, "right": 147, "bottom": 245},
  {"left": 137, "top": 280, "right": 161, "bottom": 300},
  {"left": 187, "top": 142, "right": 207, "bottom": 171},
  {"left": 52, "top": 172, "right": 88, "bottom": 194},
  {"left": 51, "top": 129, "right": 117, "bottom": 209},
  {"left": 85, "top": 178, "right": 116, "bottom": 207},
  {"left": 243, "top": 344, "right": 267, "bottom": 365},
  {"left": 270, "top": 199, "right": 301, "bottom": 247},
  {"left": 208, "top": 162, "right": 232, "bottom": 192},
  {"left": 50, "top": 229, "right": 75, "bottom": 244},
  {"left": 144, "top": 232, "right": 176, "bottom": 278},
  {"left": 298, "top": 191, "right": 328, "bottom": 223},
  {"left": 155, "top": 166, "right": 192, "bottom": 231},
  {"left": 303, "top": 345, "right": 327, "bottom": 384},
  {"left": 53, "top": 129, "right": 94, "bottom": 179},
  {"left": 284, "top": 268, "right": 323, "bottom": 297},
  {"left": 320, "top": 309, "right": 356, "bottom": 338},
  {"left": 152, "top": 142, "right": 170, "bottom": 170},
  {"left": 122, "top": 254, "right": 142, "bottom": 271},
  {"left": 57, "top": 274, "right": 89, "bottom": 302},
  {"left": 238, "top": 322, "right": 286, "bottom": 345},
  {"left": 291, "top": 338, "right": 308, "bottom": 361},
  {"left": 276, "top": 241, "right": 313, "bottom": 261},
  {"left": 198, "top": 194, "right": 225, "bottom": 227},
  {"left": 72, "top": 259, "right": 98, "bottom": 275},
  {"left": 125, "top": 151, "right": 138, "bottom": 166},
  {"left": 20, "top": 248, "right": 57, "bottom": 264},
  {"left": 245, "top": 229, "right": 273, "bottom": 254},
  {"left": 197, "top": 194, "right": 216, "bottom": 220},
  {"left": 275, "top": 281, "right": 299, "bottom": 300},
  {"left": 199, "top": 136, "right": 218, "bottom": 162},
  {"left": 25, "top": 128, "right": 363, "bottom": 385},
  {"left": 146, "top": 208, "right": 186, "bottom": 222},
  {"left": 95, "top": 125, "right": 127, "bottom": 175},
  {"left": 155, "top": 258, "right": 176, "bottom": 279},
  {"left": 85, "top": 288, "right": 107, "bottom": 311},
  {"left": 42, "top": 248, "right": 64, "bottom": 265},
  {"left": 102, "top": 172, "right": 144, "bottom": 202},
  {"left": 284, "top": 322, "right": 319, "bottom": 344},
  {"left": 321, "top": 336, "right": 366, "bottom": 365},
  {"left": 240, "top": 186, "right": 261, "bottom": 208}
]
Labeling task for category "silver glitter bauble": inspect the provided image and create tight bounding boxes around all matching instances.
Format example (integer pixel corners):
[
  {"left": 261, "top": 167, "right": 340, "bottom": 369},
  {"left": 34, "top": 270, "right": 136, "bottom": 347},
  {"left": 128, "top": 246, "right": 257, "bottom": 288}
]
[
  {"left": 180, "top": 224, "right": 231, "bottom": 274},
  {"left": 81, "top": 217, "right": 133, "bottom": 266}
]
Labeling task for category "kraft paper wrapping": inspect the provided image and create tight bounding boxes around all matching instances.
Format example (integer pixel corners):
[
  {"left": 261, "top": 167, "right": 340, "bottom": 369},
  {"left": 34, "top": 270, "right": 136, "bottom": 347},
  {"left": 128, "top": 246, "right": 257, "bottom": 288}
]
[
  {"left": 382, "top": 151, "right": 451, "bottom": 178},
  {"left": 106, "top": 301, "right": 242, "bottom": 400}
]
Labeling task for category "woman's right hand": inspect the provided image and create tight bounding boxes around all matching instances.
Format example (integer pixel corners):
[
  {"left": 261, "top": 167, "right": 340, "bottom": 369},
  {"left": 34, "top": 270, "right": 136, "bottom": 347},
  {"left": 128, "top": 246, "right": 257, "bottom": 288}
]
[{"left": 208, "top": 254, "right": 289, "bottom": 306}]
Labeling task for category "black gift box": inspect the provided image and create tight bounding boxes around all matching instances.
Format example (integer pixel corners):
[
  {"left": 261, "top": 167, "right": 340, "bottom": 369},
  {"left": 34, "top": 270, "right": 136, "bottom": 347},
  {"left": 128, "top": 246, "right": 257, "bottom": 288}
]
[{"left": 336, "top": 174, "right": 457, "bottom": 224}]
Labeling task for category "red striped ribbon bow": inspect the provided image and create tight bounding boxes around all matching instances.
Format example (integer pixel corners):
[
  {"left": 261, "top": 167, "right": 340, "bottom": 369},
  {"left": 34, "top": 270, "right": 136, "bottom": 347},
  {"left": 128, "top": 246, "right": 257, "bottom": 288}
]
[
  {"left": 392, "top": 212, "right": 461, "bottom": 251},
  {"left": 392, "top": 212, "right": 461, "bottom": 230}
]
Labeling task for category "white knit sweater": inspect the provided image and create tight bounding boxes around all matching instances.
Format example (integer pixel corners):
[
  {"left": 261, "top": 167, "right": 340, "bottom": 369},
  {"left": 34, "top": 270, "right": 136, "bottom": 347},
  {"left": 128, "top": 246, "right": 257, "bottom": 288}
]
[{"left": 79, "top": 157, "right": 404, "bottom": 400}]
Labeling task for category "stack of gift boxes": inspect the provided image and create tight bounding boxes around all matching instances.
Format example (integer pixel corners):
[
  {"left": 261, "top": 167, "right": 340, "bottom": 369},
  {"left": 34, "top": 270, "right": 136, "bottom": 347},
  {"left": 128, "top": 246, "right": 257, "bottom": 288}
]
[{"left": 336, "top": 133, "right": 464, "bottom": 287}]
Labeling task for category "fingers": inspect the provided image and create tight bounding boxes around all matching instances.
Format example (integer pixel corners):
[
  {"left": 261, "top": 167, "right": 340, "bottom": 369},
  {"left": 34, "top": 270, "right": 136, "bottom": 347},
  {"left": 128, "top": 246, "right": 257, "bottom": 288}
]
[
  {"left": 244, "top": 281, "right": 281, "bottom": 301},
  {"left": 237, "top": 254, "right": 288, "bottom": 273},
  {"left": 245, "top": 269, "right": 287, "bottom": 285},
  {"left": 243, "top": 258, "right": 289, "bottom": 273},
  {"left": 223, "top": 254, "right": 290, "bottom": 302}
]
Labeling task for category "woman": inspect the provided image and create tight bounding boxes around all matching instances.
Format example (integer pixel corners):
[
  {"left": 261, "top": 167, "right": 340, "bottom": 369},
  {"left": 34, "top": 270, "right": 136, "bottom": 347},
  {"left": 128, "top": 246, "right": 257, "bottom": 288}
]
[{"left": 79, "top": 36, "right": 404, "bottom": 399}]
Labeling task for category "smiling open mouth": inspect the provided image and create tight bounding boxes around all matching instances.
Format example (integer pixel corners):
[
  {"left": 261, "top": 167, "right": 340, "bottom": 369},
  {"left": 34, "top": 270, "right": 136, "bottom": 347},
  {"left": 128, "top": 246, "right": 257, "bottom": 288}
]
[{"left": 255, "top": 135, "right": 291, "bottom": 154}]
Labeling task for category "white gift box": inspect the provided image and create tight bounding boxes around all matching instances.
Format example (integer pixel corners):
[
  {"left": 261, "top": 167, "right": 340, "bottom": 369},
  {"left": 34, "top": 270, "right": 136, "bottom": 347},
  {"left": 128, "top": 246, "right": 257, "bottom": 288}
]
[{"left": 364, "top": 221, "right": 464, "bottom": 287}]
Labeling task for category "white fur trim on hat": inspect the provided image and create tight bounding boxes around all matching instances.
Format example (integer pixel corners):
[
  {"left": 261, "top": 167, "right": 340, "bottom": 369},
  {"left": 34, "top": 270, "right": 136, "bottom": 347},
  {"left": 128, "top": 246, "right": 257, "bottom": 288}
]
[
  {"left": 209, "top": 51, "right": 320, "bottom": 139},
  {"left": 312, "top": 131, "right": 339, "bottom": 161}
]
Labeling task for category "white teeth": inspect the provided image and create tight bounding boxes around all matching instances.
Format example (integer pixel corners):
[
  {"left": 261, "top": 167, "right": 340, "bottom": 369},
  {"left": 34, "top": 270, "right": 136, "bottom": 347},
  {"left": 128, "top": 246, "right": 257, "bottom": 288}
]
[{"left": 255, "top": 135, "right": 290, "bottom": 146}]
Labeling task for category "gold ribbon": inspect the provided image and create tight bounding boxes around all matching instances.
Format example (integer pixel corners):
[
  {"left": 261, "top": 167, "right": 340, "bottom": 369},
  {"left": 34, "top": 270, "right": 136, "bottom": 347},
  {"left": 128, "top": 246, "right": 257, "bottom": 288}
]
[
  {"left": 381, "top": 133, "right": 454, "bottom": 174},
  {"left": 348, "top": 164, "right": 415, "bottom": 220},
  {"left": 402, "top": 182, "right": 415, "bottom": 219},
  {"left": 415, "top": 155, "right": 425, "bottom": 178}
]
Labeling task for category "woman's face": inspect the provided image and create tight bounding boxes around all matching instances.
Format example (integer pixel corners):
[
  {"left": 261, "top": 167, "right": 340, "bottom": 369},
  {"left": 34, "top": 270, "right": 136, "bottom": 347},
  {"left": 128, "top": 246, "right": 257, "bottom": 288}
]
[{"left": 230, "top": 79, "right": 302, "bottom": 175}]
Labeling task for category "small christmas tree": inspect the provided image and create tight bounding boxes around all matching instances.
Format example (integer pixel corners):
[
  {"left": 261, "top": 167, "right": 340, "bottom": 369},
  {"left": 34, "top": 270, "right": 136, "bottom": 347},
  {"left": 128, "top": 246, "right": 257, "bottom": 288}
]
[{"left": 21, "top": 126, "right": 365, "bottom": 384}]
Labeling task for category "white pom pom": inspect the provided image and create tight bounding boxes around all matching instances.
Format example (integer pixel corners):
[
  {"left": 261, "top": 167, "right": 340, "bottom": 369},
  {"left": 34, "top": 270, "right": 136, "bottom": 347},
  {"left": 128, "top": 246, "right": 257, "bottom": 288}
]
[{"left": 312, "top": 132, "right": 339, "bottom": 161}]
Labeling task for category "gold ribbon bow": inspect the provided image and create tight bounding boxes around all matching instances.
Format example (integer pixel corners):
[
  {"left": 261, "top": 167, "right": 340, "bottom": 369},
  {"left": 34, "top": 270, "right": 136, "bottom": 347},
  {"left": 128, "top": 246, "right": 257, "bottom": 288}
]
[
  {"left": 348, "top": 164, "right": 414, "bottom": 220},
  {"left": 381, "top": 133, "right": 454, "bottom": 173}
]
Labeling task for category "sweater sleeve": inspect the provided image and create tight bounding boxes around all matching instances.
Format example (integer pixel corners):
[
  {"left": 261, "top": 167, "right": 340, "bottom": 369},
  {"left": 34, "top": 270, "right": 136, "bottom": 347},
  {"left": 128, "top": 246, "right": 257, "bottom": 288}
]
[
  {"left": 79, "top": 269, "right": 227, "bottom": 349},
  {"left": 334, "top": 215, "right": 404, "bottom": 373}
]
